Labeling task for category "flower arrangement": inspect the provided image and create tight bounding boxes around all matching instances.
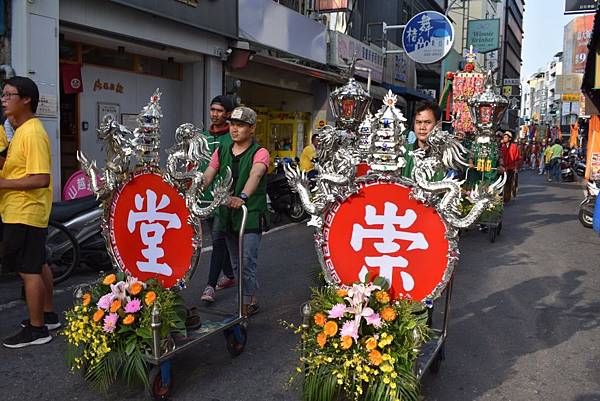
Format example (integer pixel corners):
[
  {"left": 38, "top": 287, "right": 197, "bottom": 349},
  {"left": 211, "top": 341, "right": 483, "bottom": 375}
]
[
  {"left": 295, "top": 276, "right": 429, "bottom": 401},
  {"left": 63, "top": 272, "right": 187, "bottom": 392},
  {"left": 459, "top": 192, "right": 503, "bottom": 224}
]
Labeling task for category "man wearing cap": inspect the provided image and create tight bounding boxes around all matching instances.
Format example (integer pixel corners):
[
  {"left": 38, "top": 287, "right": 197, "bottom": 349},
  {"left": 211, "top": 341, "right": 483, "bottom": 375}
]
[
  {"left": 200, "top": 96, "right": 236, "bottom": 303},
  {"left": 200, "top": 106, "right": 269, "bottom": 317},
  {"left": 500, "top": 130, "right": 520, "bottom": 203}
]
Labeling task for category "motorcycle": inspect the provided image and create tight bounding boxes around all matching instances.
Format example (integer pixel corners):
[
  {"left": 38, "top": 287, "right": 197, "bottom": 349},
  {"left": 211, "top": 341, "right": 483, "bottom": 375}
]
[
  {"left": 47, "top": 195, "right": 112, "bottom": 284},
  {"left": 578, "top": 180, "right": 599, "bottom": 229},
  {"left": 267, "top": 157, "right": 308, "bottom": 223},
  {"left": 560, "top": 157, "right": 575, "bottom": 182}
]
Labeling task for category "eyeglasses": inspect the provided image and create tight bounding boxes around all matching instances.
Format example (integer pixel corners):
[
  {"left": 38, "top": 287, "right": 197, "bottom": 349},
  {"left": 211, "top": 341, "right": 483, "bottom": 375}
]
[{"left": 1, "top": 92, "right": 20, "bottom": 100}]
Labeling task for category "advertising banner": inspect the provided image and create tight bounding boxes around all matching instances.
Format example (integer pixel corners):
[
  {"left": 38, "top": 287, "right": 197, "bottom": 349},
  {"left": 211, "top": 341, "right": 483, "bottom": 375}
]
[
  {"left": 467, "top": 19, "right": 500, "bottom": 53},
  {"left": 564, "top": 0, "right": 597, "bottom": 14},
  {"left": 563, "top": 15, "right": 594, "bottom": 74},
  {"left": 555, "top": 73, "right": 584, "bottom": 93}
]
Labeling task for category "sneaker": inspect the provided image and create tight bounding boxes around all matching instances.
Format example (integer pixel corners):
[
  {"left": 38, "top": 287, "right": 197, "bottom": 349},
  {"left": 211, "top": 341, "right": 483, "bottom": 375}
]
[
  {"left": 243, "top": 303, "right": 260, "bottom": 318},
  {"left": 20, "top": 312, "right": 61, "bottom": 330},
  {"left": 215, "top": 276, "right": 236, "bottom": 290},
  {"left": 201, "top": 286, "right": 216, "bottom": 303},
  {"left": 3, "top": 324, "right": 52, "bottom": 348}
]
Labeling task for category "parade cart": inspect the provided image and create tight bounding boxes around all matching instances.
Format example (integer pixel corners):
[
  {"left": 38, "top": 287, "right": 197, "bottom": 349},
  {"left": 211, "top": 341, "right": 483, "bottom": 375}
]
[
  {"left": 284, "top": 63, "right": 508, "bottom": 400},
  {"left": 69, "top": 90, "right": 249, "bottom": 400}
]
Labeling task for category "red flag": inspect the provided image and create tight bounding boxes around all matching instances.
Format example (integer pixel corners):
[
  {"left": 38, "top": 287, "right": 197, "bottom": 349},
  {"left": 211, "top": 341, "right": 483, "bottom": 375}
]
[{"left": 61, "top": 63, "right": 83, "bottom": 94}]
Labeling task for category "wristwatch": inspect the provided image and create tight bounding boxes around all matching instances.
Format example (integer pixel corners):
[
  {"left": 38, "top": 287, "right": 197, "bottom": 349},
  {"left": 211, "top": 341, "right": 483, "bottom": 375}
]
[{"left": 239, "top": 192, "right": 249, "bottom": 202}]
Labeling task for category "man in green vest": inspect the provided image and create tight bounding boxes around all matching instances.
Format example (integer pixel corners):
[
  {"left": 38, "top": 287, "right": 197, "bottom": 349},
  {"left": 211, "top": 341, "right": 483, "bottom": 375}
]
[
  {"left": 200, "top": 106, "right": 269, "bottom": 317},
  {"left": 201, "top": 96, "right": 236, "bottom": 303},
  {"left": 402, "top": 101, "right": 446, "bottom": 181}
]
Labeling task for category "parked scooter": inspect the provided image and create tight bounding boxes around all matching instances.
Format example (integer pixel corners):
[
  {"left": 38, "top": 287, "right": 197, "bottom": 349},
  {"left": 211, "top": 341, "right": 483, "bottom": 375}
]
[
  {"left": 267, "top": 157, "right": 308, "bottom": 222},
  {"left": 579, "top": 180, "right": 599, "bottom": 228},
  {"left": 47, "top": 195, "right": 112, "bottom": 284},
  {"left": 560, "top": 157, "right": 575, "bottom": 182}
]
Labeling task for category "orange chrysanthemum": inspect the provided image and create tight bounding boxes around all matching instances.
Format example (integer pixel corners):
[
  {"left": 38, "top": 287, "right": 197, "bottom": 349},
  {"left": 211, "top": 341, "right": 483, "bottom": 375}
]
[
  {"left": 82, "top": 293, "right": 91, "bottom": 307},
  {"left": 314, "top": 312, "right": 327, "bottom": 327},
  {"left": 375, "top": 290, "right": 390, "bottom": 304},
  {"left": 336, "top": 289, "right": 348, "bottom": 298},
  {"left": 340, "top": 335, "right": 353, "bottom": 350},
  {"left": 366, "top": 337, "right": 378, "bottom": 351},
  {"left": 102, "top": 274, "right": 116, "bottom": 285},
  {"left": 109, "top": 299, "right": 121, "bottom": 313},
  {"left": 380, "top": 307, "right": 397, "bottom": 322},
  {"left": 93, "top": 309, "right": 105, "bottom": 322},
  {"left": 324, "top": 321, "right": 338, "bottom": 337},
  {"left": 128, "top": 282, "right": 143, "bottom": 295},
  {"left": 369, "top": 349, "right": 383, "bottom": 366},
  {"left": 316, "top": 332, "right": 327, "bottom": 348},
  {"left": 123, "top": 314, "right": 135, "bottom": 325},
  {"left": 145, "top": 291, "right": 157, "bottom": 306}
]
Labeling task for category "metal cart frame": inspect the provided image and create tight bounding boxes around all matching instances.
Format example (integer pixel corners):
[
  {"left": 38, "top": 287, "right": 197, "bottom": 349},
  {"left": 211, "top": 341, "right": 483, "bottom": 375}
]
[{"left": 144, "top": 206, "right": 249, "bottom": 400}]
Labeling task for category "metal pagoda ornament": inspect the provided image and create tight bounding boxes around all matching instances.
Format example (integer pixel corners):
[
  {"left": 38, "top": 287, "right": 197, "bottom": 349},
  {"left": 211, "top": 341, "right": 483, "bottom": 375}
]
[
  {"left": 286, "top": 76, "right": 507, "bottom": 304},
  {"left": 78, "top": 89, "right": 231, "bottom": 289}
]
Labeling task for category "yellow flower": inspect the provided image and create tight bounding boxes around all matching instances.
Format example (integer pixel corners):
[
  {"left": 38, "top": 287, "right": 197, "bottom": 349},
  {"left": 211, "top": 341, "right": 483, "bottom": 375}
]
[
  {"left": 369, "top": 349, "right": 383, "bottom": 366},
  {"left": 145, "top": 291, "right": 157, "bottom": 305},
  {"left": 313, "top": 312, "right": 327, "bottom": 327},
  {"left": 109, "top": 299, "right": 121, "bottom": 313},
  {"left": 317, "top": 332, "right": 327, "bottom": 348},
  {"left": 366, "top": 337, "right": 378, "bottom": 351},
  {"left": 375, "top": 290, "right": 390, "bottom": 304},
  {"left": 324, "top": 321, "right": 338, "bottom": 337},
  {"left": 123, "top": 314, "right": 135, "bottom": 325},
  {"left": 380, "top": 307, "right": 397, "bottom": 322},
  {"left": 102, "top": 274, "right": 116, "bottom": 285},
  {"left": 82, "top": 293, "right": 91, "bottom": 306},
  {"left": 336, "top": 288, "right": 348, "bottom": 298},
  {"left": 93, "top": 309, "right": 105, "bottom": 322},
  {"left": 340, "top": 336, "right": 353, "bottom": 349},
  {"left": 128, "top": 282, "right": 143, "bottom": 295}
]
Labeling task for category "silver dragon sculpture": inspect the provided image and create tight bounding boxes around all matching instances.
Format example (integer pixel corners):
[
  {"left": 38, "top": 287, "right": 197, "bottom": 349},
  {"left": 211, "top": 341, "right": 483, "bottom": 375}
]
[{"left": 409, "top": 127, "right": 506, "bottom": 229}]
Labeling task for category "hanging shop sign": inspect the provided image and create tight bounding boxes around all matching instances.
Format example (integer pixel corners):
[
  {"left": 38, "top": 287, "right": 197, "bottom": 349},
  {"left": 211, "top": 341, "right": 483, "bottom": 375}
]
[
  {"left": 329, "top": 31, "right": 384, "bottom": 83},
  {"left": 321, "top": 182, "right": 450, "bottom": 302},
  {"left": 315, "top": 0, "right": 351, "bottom": 12},
  {"left": 36, "top": 94, "right": 58, "bottom": 118},
  {"left": 402, "top": 10, "right": 454, "bottom": 64},
  {"left": 467, "top": 19, "right": 500, "bottom": 54},
  {"left": 564, "top": 0, "right": 597, "bottom": 14}
]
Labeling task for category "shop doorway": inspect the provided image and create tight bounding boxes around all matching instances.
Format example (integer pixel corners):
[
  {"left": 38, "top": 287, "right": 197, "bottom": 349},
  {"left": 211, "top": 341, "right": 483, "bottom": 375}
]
[{"left": 59, "top": 89, "right": 80, "bottom": 190}]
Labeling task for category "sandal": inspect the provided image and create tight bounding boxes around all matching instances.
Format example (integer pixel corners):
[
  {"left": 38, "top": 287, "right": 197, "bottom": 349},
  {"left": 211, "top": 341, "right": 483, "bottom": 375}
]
[{"left": 244, "top": 303, "right": 259, "bottom": 317}]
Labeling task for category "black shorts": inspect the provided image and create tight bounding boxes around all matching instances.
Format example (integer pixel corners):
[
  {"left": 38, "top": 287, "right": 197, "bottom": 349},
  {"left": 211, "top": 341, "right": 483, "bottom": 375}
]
[{"left": 3, "top": 223, "right": 47, "bottom": 274}]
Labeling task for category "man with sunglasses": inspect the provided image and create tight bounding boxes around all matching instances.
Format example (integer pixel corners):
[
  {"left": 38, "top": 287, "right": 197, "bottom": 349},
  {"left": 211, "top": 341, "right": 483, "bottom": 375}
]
[{"left": 0, "top": 77, "right": 58, "bottom": 348}]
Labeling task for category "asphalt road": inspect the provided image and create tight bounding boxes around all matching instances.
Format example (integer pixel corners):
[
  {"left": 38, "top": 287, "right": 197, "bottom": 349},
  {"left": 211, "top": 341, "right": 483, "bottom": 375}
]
[{"left": 0, "top": 170, "right": 599, "bottom": 401}]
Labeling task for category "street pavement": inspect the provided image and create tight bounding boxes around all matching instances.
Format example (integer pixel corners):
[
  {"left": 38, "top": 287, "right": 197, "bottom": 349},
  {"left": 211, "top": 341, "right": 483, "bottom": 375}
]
[{"left": 0, "top": 170, "right": 599, "bottom": 401}]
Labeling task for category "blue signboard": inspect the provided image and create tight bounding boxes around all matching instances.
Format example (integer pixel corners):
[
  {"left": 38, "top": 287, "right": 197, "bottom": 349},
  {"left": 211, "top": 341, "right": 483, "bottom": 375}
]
[{"left": 402, "top": 11, "right": 454, "bottom": 64}]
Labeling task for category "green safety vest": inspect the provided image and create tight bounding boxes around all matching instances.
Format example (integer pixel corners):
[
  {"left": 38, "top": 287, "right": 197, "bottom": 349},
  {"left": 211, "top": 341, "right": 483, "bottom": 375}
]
[
  {"left": 200, "top": 128, "right": 233, "bottom": 202},
  {"left": 217, "top": 141, "right": 269, "bottom": 233}
]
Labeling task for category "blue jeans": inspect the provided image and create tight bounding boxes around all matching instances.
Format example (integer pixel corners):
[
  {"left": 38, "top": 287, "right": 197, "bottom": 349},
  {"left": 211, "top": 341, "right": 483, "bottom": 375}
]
[
  {"left": 225, "top": 232, "right": 262, "bottom": 304},
  {"left": 206, "top": 216, "right": 233, "bottom": 288},
  {"left": 551, "top": 158, "right": 561, "bottom": 182}
]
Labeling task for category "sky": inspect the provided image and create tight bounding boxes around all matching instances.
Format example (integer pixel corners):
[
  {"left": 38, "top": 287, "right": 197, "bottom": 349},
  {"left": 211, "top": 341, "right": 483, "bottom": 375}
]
[{"left": 521, "top": 0, "right": 577, "bottom": 80}]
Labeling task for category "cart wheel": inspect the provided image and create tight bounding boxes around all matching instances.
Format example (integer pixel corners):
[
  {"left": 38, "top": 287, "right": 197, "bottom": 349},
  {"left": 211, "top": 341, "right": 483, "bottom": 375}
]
[
  {"left": 148, "top": 364, "right": 173, "bottom": 400},
  {"left": 497, "top": 222, "right": 503, "bottom": 236},
  {"left": 429, "top": 345, "right": 445, "bottom": 374},
  {"left": 225, "top": 325, "right": 247, "bottom": 357},
  {"left": 488, "top": 226, "right": 497, "bottom": 243}
]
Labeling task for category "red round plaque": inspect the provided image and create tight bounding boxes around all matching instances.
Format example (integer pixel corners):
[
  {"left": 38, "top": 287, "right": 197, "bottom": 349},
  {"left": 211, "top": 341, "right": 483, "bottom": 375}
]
[
  {"left": 322, "top": 181, "right": 450, "bottom": 302},
  {"left": 109, "top": 172, "right": 196, "bottom": 288}
]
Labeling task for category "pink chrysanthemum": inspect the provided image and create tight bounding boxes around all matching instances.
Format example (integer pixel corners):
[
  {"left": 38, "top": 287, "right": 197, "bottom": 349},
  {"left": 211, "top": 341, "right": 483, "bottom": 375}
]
[
  {"left": 328, "top": 303, "right": 347, "bottom": 319},
  {"left": 124, "top": 299, "right": 142, "bottom": 314},
  {"left": 103, "top": 312, "right": 119, "bottom": 333}
]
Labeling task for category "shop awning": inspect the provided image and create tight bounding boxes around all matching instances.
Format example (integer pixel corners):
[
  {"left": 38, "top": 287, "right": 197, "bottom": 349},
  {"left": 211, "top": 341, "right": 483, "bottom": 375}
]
[
  {"left": 252, "top": 54, "right": 344, "bottom": 84},
  {"left": 581, "top": 5, "right": 600, "bottom": 111},
  {"left": 381, "top": 83, "right": 435, "bottom": 102}
]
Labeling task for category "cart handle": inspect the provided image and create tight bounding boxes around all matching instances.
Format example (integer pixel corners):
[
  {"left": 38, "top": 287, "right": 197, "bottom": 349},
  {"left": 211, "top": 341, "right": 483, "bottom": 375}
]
[{"left": 238, "top": 205, "right": 248, "bottom": 319}]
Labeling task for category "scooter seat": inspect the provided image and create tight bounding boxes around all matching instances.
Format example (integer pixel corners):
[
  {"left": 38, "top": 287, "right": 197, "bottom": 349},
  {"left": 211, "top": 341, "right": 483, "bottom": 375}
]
[{"left": 51, "top": 195, "right": 100, "bottom": 223}]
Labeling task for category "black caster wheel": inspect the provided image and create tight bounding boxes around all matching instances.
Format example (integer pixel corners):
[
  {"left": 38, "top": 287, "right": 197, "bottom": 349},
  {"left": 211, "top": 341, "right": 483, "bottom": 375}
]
[
  {"left": 497, "top": 222, "right": 502, "bottom": 235},
  {"left": 488, "top": 226, "right": 497, "bottom": 243},
  {"left": 148, "top": 364, "right": 173, "bottom": 400},
  {"left": 225, "top": 325, "right": 247, "bottom": 357}
]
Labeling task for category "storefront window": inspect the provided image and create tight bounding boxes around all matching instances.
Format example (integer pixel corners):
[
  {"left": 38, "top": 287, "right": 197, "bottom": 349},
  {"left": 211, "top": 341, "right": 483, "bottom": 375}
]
[
  {"left": 82, "top": 45, "right": 135, "bottom": 70},
  {"left": 270, "top": 123, "right": 294, "bottom": 152}
]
